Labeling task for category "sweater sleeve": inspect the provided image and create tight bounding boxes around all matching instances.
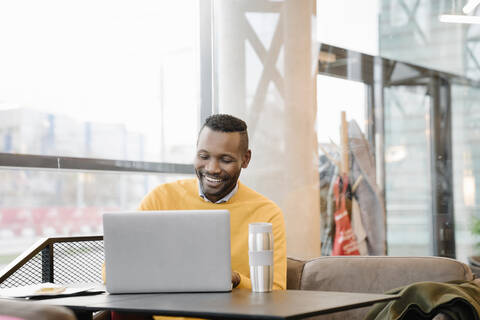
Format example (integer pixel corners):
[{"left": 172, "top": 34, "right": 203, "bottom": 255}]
[{"left": 236, "top": 207, "right": 287, "bottom": 290}]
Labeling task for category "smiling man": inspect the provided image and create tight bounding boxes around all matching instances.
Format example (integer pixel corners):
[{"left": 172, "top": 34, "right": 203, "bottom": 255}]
[
  {"left": 194, "top": 116, "right": 250, "bottom": 204},
  {"left": 138, "top": 114, "right": 286, "bottom": 291}
]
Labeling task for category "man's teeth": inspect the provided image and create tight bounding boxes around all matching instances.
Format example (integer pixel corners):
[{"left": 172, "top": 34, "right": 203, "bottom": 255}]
[{"left": 205, "top": 176, "right": 222, "bottom": 182}]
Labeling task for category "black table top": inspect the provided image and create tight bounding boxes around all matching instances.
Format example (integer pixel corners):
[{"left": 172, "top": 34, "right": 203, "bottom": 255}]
[{"left": 30, "top": 289, "right": 399, "bottom": 319}]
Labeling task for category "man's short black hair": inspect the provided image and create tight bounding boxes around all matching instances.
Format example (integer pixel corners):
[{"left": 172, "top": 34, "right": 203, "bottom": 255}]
[
  {"left": 203, "top": 114, "right": 247, "bottom": 132},
  {"left": 200, "top": 114, "right": 249, "bottom": 152}
]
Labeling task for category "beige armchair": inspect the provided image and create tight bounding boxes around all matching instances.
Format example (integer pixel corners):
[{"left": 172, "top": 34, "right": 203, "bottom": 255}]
[{"left": 287, "top": 256, "right": 475, "bottom": 320}]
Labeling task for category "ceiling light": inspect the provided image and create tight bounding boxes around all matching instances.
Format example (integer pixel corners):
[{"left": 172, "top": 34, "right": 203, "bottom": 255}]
[
  {"left": 463, "top": 0, "right": 480, "bottom": 14},
  {"left": 439, "top": 14, "right": 480, "bottom": 24}
]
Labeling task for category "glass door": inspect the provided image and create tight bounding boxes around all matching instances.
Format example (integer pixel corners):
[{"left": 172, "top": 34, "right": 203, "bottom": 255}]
[
  {"left": 452, "top": 84, "right": 480, "bottom": 262},
  {"left": 384, "top": 85, "right": 432, "bottom": 256}
]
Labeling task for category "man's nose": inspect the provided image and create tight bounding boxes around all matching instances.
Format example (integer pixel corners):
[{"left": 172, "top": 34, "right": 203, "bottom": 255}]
[{"left": 205, "top": 159, "right": 221, "bottom": 174}]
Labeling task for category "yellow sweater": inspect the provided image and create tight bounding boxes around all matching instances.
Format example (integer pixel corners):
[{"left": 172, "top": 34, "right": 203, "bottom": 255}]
[{"left": 138, "top": 178, "right": 287, "bottom": 291}]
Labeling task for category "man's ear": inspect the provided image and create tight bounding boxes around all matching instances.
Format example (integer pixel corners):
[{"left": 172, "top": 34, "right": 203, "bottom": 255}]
[{"left": 242, "top": 150, "right": 252, "bottom": 168}]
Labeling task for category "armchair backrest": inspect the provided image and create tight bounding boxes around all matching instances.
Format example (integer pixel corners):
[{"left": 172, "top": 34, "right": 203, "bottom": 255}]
[
  {"left": 288, "top": 256, "right": 473, "bottom": 293},
  {"left": 287, "top": 256, "right": 474, "bottom": 320}
]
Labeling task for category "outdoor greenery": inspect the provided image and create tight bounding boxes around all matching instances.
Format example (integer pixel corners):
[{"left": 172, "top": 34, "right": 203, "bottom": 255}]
[{"left": 472, "top": 217, "right": 480, "bottom": 252}]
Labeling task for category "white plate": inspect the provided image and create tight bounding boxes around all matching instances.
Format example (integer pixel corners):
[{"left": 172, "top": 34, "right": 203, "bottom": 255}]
[{"left": 0, "top": 282, "right": 103, "bottom": 298}]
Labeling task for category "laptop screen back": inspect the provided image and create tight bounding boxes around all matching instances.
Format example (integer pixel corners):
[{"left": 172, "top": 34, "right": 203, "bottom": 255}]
[{"left": 103, "top": 210, "right": 232, "bottom": 293}]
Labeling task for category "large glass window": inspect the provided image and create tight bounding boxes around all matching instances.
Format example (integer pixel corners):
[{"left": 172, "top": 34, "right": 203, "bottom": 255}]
[
  {"left": 0, "top": 0, "right": 201, "bottom": 270},
  {"left": 317, "top": 1, "right": 480, "bottom": 260},
  {"left": 0, "top": 0, "right": 200, "bottom": 163},
  {"left": 379, "top": 0, "right": 477, "bottom": 80}
]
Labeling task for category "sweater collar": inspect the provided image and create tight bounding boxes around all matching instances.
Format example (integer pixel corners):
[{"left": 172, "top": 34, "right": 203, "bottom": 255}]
[{"left": 198, "top": 181, "right": 239, "bottom": 204}]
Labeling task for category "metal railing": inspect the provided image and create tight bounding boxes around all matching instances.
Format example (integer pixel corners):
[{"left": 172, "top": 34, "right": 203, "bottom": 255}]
[
  {"left": 0, "top": 153, "right": 193, "bottom": 174},
  {"left": 0, "top": 236, "right": 104, "bottom": 288}
]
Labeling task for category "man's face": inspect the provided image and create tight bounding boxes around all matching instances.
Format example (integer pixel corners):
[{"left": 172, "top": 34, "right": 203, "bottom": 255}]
[{"left": 194, "top": 127, "right": 251, "bottom": 203}]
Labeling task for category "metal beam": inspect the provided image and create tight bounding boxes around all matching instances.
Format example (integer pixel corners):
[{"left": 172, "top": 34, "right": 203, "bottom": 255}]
[{"left": 0, "top": 153, "right": 193, "bottom": 174}]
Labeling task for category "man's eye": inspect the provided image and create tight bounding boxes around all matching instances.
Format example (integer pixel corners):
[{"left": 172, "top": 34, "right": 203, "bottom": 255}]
[
  {"left": 221, "top": 158, "right": 233, "bottom": 163},
  {"left": 198, "top": 154, "right": 208, "bottom": 160}
]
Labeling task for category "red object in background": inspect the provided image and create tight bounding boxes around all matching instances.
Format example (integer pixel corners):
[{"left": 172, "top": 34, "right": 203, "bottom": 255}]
[
  {"left": 332, "top": 175, "right": 360, "bottom": 256},
  {"left": 0, "top": 207, "right": 105, "bottom": 237}
]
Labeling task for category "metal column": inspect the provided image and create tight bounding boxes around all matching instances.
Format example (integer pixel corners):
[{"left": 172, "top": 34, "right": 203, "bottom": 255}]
[
  {"left": 429, "top": 76, "right": 456, "bottom": 258},
  {"left": 198, "top": 0, "right": 215, "bottom": 124}
]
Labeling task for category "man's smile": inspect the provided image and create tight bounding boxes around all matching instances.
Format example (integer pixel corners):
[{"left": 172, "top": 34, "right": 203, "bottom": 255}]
[{"left": 202, "top": 174, "right": 226, "bottom": 187}]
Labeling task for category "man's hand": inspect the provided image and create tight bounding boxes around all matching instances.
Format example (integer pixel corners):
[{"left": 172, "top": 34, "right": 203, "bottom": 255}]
[{"left": 232, "top": 271, "right": 241, "bottom": 288}]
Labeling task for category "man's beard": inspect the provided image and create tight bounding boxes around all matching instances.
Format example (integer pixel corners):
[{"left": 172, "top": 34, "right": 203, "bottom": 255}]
[{"left": 195, "top": 169, "right": 240, "bottom": 201}]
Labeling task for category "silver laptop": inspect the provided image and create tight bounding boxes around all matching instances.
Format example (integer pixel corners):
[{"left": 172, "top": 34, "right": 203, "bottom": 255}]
[{"left": 103, "top": 210, "right": 232, "bottom": 294}]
